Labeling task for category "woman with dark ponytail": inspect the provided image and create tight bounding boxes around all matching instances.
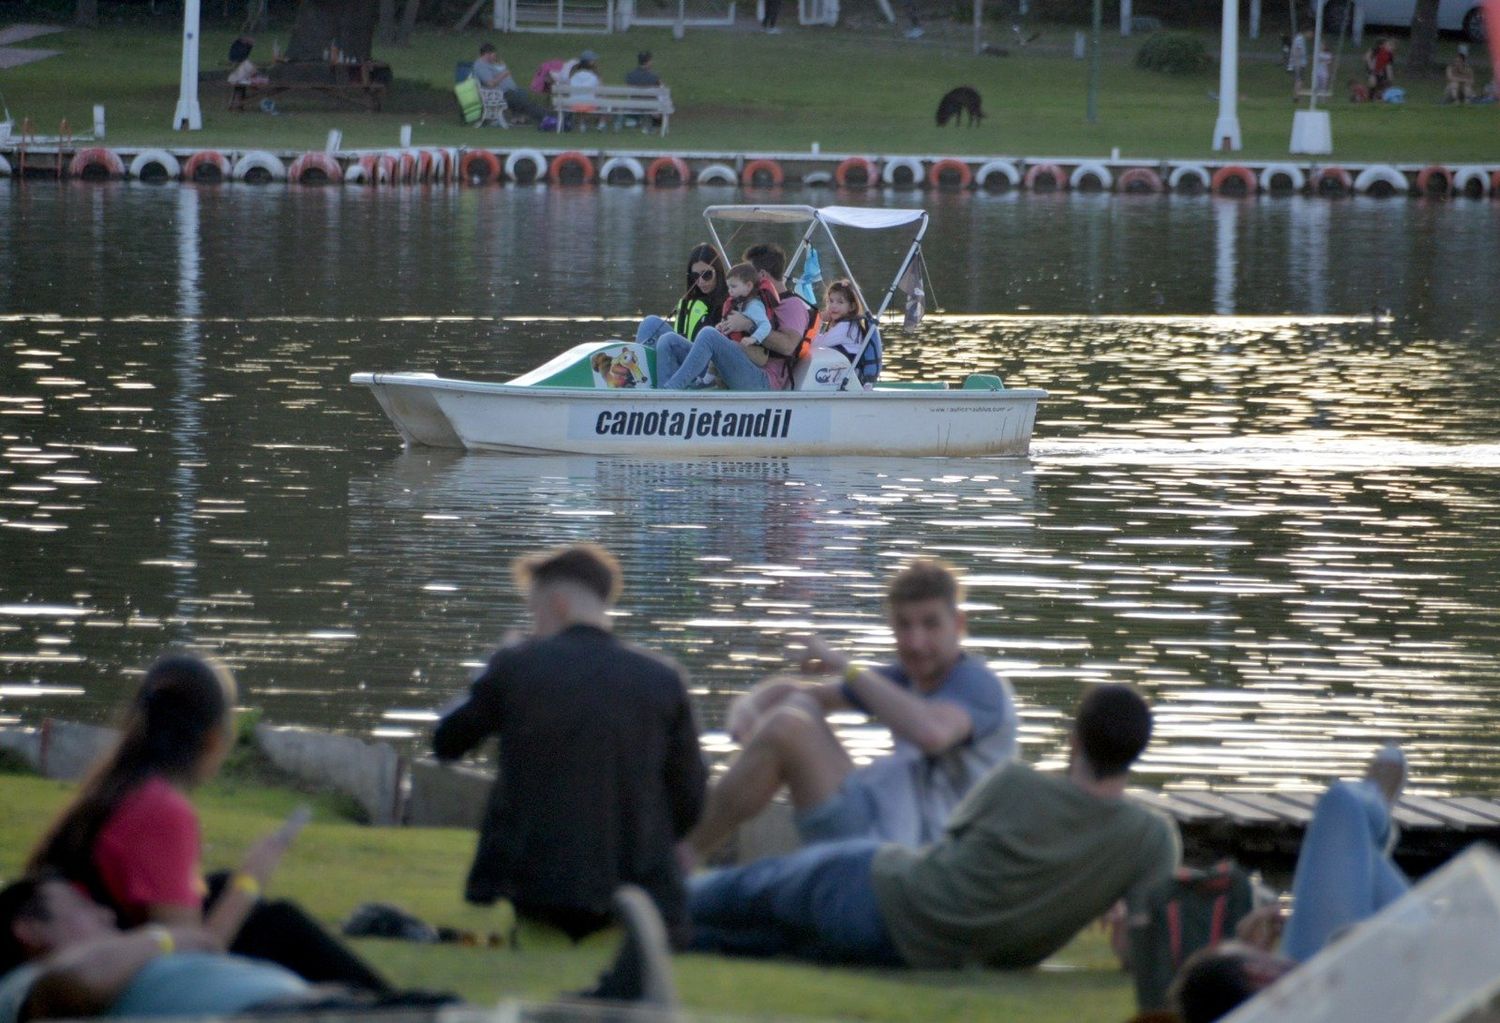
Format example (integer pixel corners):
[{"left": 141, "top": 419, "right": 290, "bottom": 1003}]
[{"left": 28, "top": 653, "right": 389, "bottom": 992}]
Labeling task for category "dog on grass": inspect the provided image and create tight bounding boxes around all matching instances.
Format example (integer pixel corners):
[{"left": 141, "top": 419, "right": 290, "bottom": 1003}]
[{"left": 935, "top": 86, "right": 984, "bottom": 127}]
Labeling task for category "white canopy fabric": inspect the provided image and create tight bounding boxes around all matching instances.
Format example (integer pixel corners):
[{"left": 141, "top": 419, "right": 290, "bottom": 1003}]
[
  {"left": 702, "top": 205, "right": 926, "bottom": 230},
  {"left": 817, "top": 206, "right": 927, "bottom": 230}
]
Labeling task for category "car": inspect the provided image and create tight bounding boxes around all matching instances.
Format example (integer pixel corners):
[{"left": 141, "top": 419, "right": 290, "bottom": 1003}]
[{"left": 1356, "top": 0, "right": 1486, "bottom": 42}]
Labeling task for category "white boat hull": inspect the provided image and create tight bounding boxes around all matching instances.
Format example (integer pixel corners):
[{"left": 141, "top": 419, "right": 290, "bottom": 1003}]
[{"left": 351, "top": 373, "right": 1045, "bottom": 457}]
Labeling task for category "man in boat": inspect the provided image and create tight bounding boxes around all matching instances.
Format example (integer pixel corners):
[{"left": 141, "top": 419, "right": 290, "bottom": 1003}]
[
  {"left": 679, "top": 559, "right": 1017, "bottom": 866},
  {"left": 0, "top": 873, "right": 679, "bottom": 1019},
  {"left": 432, "top": 544, "right": 706, "bottom": 991},
  {"left": 688, "top": 684, "right": 1180, "bottom": 969}
]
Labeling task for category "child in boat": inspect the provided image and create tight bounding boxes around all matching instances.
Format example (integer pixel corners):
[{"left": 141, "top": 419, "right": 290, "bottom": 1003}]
[
  {"left": 814, "top": 279, "right": 865, "bottom": 362},
  {"left": 720, "top": 262, "right": 773, "bottom": 348}
]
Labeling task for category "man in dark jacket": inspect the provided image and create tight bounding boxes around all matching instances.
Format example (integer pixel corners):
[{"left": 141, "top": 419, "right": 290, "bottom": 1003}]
[{"left": 433, "top": 544, "right": 706, "bottom": 949}]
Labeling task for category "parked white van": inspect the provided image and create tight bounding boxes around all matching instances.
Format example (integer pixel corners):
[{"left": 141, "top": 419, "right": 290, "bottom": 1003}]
[{"left": 1356, "top": 0, "right": 1486, "bottom": 41}]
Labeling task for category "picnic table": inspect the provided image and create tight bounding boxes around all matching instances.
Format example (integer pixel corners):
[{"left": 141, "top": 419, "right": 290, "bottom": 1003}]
[{"left": 230, "top": 60, "right": 392, "bottom": 113}]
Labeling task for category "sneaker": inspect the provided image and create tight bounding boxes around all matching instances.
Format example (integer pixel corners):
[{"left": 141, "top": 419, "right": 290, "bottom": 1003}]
[
  {"left": 692, "top": 372, "right": 717, "bottom": 389},
  {"left": 578, "top": 886, "right": 678, "bottom": 1006},
  {"left": 765, "top": 25, "right": 782, "bottom": 33},
  {"left": 905, "top": 25, "right": 924, "bottom": 37}
]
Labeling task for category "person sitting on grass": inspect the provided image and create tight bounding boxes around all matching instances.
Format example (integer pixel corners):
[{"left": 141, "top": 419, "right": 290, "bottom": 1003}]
[
  {"left": 679, "top": 559, "right": 1017, "bottom": 867},
  {"left": 688, "top": 684, "right": 1179, "bottom": 969},
  {"left": 1446, "top": 45, "right": 1477, "bottom": 104},
  {"left": 26, "top": 653, "right": 385, "bottom": 993},
  {"left": 1169, "top": 745, "right": 1410, "bottom": 1023},
  {"left": 0, "top": 875, "right": 676, "bottom": 1022}
]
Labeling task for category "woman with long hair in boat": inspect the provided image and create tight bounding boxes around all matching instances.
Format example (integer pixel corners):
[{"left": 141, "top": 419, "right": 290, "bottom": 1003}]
[
  {"left": 635, "top": 242, "right": 728, "bottom": 349},
  {"left": 27, "top": 652, "right": 391, "bottom": 992}
]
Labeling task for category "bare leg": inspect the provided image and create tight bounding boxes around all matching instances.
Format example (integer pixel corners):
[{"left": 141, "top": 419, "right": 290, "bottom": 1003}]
[{"left": 684, "top": 693, "right": 854, "bottom": 862}]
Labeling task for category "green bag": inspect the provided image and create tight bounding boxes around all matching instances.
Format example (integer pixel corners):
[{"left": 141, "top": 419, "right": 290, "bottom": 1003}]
[
  {"left": 1127, "top": 860, "right": 1255, "bottom": 1011},
  {"left": 454, "top": 76, "right": 482, "bottom": 124}
]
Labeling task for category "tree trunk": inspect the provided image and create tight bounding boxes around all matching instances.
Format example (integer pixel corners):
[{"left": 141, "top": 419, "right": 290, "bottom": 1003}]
[
  {"left": 378, "top": 0, "right": 398, "bottom": 44},
  {"left": 287, "top": 0, "right": 379, "bottom": 61},
  {"left": 74, "top": 0, "right": 98, "bottom": 27},
  {"left": 396, "top": 0, "right": 422, "bottom": 44},
  {"left": 1406, "top": 0, "right": 1443, "bottom": 75}
]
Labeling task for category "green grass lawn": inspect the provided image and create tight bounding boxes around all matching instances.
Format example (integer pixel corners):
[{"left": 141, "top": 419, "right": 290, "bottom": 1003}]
[
  {"left": 0, "top": 770, "right": 1136, "bottom": 1022},
  {"left": 0, "top": 18, "right": 1494, "bottom": 162}
]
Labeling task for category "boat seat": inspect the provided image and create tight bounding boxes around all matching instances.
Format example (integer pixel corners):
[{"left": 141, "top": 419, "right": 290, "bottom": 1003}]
[
  {"left": 962, "top": 374, "right": 1005, "bottom": 390},
  {"left": 792, "top": 347, "right": 855, "bottom": 391}
]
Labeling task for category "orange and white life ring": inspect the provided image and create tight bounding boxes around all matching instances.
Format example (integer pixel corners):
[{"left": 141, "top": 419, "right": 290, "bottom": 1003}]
[
  {"left": 1415, "top": 165, "right": 1453, "bottom": 198},
  {"left": 646, "top": 156, "right": 691, "bottom": 187},
  {"left": 926, "top": 158, "right": 973, "bottom": 190},
  {"left": 288, "top": 151, "right": 343, "bottom": 185},
  {"left": 741, "top": 158, "right": 784, "bottom": 188},
  {"left": 548, "top": 151, "right": 595, "bottom": 185},
  {"left": 460, "top": 149, "right": 502, "bottom": 184},
  {"left": 182, "top": 150, "right": 230, "bottom": 183},
  {"left": 834, "top": 156, "right": 877, "bottom": 188},
  {"left": 358, "top": 153, "right": 397, "bottom": 185},
  {"left": 128, "top": 149, "right": 181, "bottom": 182},
  {"left": 1117, "top": 167, "right": 1164, "bottom": 193},
  {"left": 1023, "top": 163, "right": 1067, "bottom": 191},
  {"left": 1312, "top": 166, "right": 1353, "bottom": 196},
  {"left": 394, "top": 151, "right": 418, "bottom": 185},
  {"left": 1210, "top": 165, "right": 1257, "bottom": 196},
  {"left": 69, "top": 148, "right": 126, "bottom": 180}
]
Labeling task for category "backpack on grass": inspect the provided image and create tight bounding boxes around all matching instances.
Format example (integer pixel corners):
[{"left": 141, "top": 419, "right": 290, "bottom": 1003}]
[{"left": 1127, "top": 859, "right": 1256, "bottom": 1011}]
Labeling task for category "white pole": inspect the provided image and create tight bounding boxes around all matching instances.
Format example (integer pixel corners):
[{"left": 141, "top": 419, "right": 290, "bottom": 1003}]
[
  {"left": 173, "top": 0, "right": 202, "bottom": 130},
  {"left": 1120, "top": 0, "right": 1131, "bottom": 36},
  {"left": 1249, "top": 0, "right": 1260, "bottom": 38},
  {"left": 1212, "top": 0, "right": 1242, "bottom": 150}
]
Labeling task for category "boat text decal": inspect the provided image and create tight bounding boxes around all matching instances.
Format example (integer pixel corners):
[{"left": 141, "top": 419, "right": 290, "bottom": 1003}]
[{"left": 586, "top": 406, "right": 795, "bottom": 441}]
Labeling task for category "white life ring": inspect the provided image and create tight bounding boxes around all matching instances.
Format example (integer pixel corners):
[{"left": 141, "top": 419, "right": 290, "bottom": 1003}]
[
  {"left": 974, "top": 159, "right": 1020, "bottom": 191},
  {"left": 1258, "top": 163, "right": 1306, "bottom": 194},
  {"left": 343, "top": 161, "right": 369, "bottom": 184},
  {"left": 1167, "top": 163, "right": 1211, "bottom": 193},
  {"left": 881, "top": 156, "right": 924, "bottom": 188},
  {"left": 599, "top": 156, "right": 645, "bottom": 185},
  {"left": 1068, "top": 161, "right": 1112, "bottom": 192},
  {"left": 802, "top": 170, "right": 833, "bottom": 187},
  {"left": 1353, "top": 164, "right": 1407, "bottom": 197},
  {"left": 696, "top": 163, "right": 737, "bottom": 186},
  {"left": 503, "top": 148, "right": 547, "bottom": 184},
  {"left": 1453, "top": 165, "right": 1490, "bottom": 199},
  {"left": 232, "top": 150, "right": 286, "bottom": 184},
  {"left": 128, "top": 149, "right": 181, "bottom": 182}
]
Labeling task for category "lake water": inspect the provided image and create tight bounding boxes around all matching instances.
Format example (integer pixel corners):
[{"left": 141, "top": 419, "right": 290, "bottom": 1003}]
[{"left": 4, "top": 181, "right": 1500, "bottom": 794}]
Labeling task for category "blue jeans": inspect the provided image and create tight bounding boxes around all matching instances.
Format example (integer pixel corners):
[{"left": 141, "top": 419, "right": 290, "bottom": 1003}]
[
  {"left": 688, "top": 839, "right": 903, "bottom": 965},
  {"left": 656, "top": 326, "right": 772, "bottom": 391},
  {"left": 635, "top": 314, "right": 674, "bottom": 348},
  {"left": 1282, "top": 779, "right": 1409, "bottom": 962}
]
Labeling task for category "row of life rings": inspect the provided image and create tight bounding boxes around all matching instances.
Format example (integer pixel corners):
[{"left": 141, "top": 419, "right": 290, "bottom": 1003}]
[{"left": 26, "top": 150, "right": 1498, "bottom": 199}]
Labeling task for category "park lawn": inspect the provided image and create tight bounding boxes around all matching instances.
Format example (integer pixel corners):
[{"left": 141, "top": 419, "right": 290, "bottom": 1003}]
[
  {"left": 0, "top": 770, "right": 1135, "bottom": 1022},
  {"left": 0, "top": 18, "right": 1494, "bottom": 162}
]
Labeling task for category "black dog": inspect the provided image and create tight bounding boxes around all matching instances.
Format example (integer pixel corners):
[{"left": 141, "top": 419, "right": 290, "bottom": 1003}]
[{"left": 936, "top": 86, "right": 984, "bottom": 127}]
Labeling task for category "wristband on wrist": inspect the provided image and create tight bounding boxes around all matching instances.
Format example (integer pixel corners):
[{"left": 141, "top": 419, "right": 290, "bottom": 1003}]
[
  {"left": 145, "top": 925, "right": 174, "bottom": 956},
  {"left": 842, "top": 662, "right": 862, "bottom": 684},
  {"left": 231, "top": 872, "right": 261, "bottom": 898}
]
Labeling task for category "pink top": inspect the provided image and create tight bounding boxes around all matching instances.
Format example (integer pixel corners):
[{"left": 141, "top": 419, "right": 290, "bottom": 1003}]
[
  {"left": 93, "top": 776, "right": 205, "bottom": 924},
  {"left": 765, "top": 292, "right": 812, "bottom": 391}
]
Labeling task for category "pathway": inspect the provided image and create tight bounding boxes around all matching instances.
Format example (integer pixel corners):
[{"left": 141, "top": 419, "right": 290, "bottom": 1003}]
[{"left": 0, "top": 24, "right": 63, "bottom": 71}]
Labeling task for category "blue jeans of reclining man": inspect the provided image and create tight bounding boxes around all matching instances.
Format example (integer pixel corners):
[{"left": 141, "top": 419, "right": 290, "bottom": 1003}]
[
  {"left": 687, "top": 839, "right": 904, "bottom": 965},
  {"left": 642, "top": 322, "right": 773, "bottom": 391},
  {"left": 1282, "top": 779, "right": 1410, "bottom": 962}
]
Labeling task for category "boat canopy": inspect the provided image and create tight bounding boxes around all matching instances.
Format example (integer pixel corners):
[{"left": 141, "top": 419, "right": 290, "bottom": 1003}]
[{"left": 703, "top": 205, "right": 926, "bottom": 230}]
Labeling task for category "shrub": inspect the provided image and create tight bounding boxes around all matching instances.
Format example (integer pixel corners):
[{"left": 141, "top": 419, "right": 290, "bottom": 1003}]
[{"left": 1135, "top": 32, "right": 1213, "bottom": 75}]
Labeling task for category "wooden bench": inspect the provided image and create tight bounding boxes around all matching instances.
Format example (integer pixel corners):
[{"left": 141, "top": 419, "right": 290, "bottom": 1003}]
[
  {"left": 230, "top": 60, "right": 389, "bottom": 113},
  {"left": 551, "top": 82, "right": 673, "bottom": 136}
]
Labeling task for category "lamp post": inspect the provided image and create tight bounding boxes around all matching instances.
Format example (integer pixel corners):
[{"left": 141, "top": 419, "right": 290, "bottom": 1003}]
[
  {"left": 173, "top": 0, "right": 202, "bottom": 130},
  {"left": 1212, "top": 0, "right": 1241, "bottom": 150}
]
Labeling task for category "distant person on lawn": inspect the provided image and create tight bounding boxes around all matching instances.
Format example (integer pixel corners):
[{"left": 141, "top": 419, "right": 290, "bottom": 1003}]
[
  {"left": 625, "top": 50, "right": 661, "bottom": 86},
  {"left": 680, "top": 559, "right": 1018, "bottom": 867},
  {"left": 432, "top": 544, "right": 707, "bottom": 985},
  {"left": 688, "top": 684, "right": 1180, "bottom": 968}
]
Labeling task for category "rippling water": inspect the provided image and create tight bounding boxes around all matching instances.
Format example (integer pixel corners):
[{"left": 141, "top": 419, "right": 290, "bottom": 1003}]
[{"left": 4, "top": 182, "right": 1500, "bottom": 794}]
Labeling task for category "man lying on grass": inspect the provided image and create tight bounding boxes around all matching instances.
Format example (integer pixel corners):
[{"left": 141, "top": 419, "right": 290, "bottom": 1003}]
[
  {"left": 0, "top": 875, "right": 677, "bottom": 1021},
  {"left": 688, "top": 684, "right": 1181, "bottom": 968}
]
